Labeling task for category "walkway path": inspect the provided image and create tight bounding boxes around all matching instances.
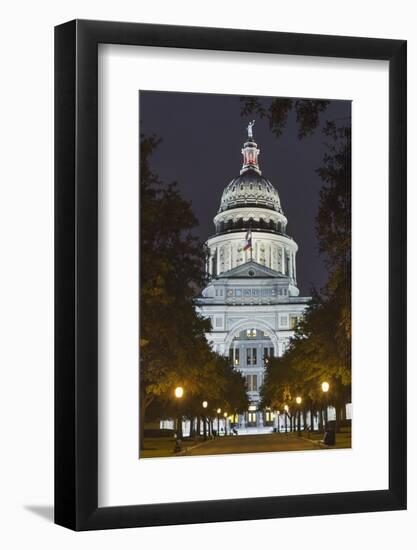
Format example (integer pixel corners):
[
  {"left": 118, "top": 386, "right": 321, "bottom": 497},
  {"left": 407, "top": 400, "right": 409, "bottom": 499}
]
[
  {"left": 141, "top": 430, "right": 351, "bottom": 458},
  {"left": 183, "top": 433, "right": 327, "bottom": 456}
]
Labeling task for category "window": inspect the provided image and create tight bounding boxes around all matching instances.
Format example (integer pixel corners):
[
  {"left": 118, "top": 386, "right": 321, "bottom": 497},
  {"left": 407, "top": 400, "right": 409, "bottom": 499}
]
[
  {"left": 235, "top": 348, "right": 240, "bottom": 365},
  {"left": 246, "top": 374, "right": 258, "bottom": 391},
  {"left": 265, "top": 411, "right": 274, "bottom": 423},
  {"left": 246, "top": 347, "right": 257, "bottom": 365}
]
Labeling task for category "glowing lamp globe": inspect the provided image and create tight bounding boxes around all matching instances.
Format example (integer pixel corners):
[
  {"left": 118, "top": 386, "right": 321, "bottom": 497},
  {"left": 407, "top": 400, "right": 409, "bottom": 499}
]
[{"left": 174, "top": 386, "right": 184, "bottom": 399}]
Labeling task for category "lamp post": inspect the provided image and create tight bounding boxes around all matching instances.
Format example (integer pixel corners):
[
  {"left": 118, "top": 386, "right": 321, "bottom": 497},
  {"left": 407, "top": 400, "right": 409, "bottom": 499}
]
[
  {"left": 216, "top": 408, "right": 221, "bottom": 437},
  {"left": 202, "top": 400, "right": 208, "bottom": 440},
  {"left": 284, "top": 404, "right": 289, "bottom": 433},
  {"left": 223, "top": 411, "right": 228, "bottom": 436},
  {"left": 295, "top": 396, "right": 302, "bottom": 436},
  {"left": 174, "top": 386, "right": 184, "bottom": 452},
  {"left": 321, "top": 381, "right": 329, "bottom": 430}
]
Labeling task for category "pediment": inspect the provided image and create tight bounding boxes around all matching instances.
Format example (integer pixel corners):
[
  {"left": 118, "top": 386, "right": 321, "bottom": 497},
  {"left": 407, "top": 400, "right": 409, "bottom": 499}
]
[{"left": 216, "top": 260, "right": 286, "bottom": 279}]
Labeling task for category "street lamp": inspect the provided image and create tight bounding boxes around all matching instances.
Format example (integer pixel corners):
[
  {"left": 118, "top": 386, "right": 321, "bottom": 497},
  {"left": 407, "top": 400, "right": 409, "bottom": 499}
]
[
  {"left": 174, "top": 386, "right": 184, "bottom": 399},
  {"left": 295, "top": 396, "right": 302, "bottom": 436},
  {"left": 202, "top": 400, "right": 208, "bottom": 440},
  {"left": 284, "top": 404, "right": 289, "bottom": 433},
  {"left": 174, "top": 386, "right": 184, "bottom": 452},
  {"left": 321, "top": 381, "right": 329, "bottom": 429},
  {"left": 216, "top": 408, "right": 221, "bottom": 437},
  {"left": 223, "top": 411, "right": 228, "bottom": 436}
]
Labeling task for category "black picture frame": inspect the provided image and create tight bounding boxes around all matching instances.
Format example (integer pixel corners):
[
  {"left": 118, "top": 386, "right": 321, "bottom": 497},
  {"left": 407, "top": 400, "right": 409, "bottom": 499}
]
[{"left": 55, "top": 19, "right": 407, "bottom": 531}]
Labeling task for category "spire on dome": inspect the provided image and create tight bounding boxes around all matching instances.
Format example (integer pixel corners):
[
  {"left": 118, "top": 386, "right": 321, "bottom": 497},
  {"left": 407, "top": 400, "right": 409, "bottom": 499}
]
[{"left": 241, "top": 120, "right": 261, "bottom": 175}]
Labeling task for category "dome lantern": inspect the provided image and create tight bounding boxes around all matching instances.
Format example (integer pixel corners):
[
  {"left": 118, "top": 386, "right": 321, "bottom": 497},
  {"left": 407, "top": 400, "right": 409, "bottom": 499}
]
[
  {"left": 218, "top": 121, "right": 282, "bottom": 214},
  {"left": 241, "top": 120, "right": 261, "bottom": 175}
]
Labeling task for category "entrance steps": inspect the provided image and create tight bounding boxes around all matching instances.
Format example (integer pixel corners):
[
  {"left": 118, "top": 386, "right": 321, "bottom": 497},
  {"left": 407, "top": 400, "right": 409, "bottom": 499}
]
[{"left": 237, "top": 426, "right": 274, "bottom": 436}]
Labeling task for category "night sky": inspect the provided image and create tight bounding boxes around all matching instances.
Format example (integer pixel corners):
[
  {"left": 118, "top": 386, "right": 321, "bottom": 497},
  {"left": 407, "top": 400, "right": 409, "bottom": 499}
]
[{"left": 140, "top": 91, "right": 351, "bottom": 296}]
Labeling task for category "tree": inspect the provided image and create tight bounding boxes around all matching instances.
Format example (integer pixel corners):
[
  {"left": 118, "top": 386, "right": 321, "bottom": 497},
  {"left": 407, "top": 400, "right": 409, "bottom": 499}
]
[
  {"left": 140, "top": 134, "right": 210, "bottom": 448},
  {"left": 145, "top": 351, "right": 248, "bottom": 437}
]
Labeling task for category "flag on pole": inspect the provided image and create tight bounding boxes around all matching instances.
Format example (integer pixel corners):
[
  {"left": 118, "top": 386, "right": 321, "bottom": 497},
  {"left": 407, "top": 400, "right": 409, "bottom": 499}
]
[{"left": 243, "top": 228, "right": 252, "bottom": 251}]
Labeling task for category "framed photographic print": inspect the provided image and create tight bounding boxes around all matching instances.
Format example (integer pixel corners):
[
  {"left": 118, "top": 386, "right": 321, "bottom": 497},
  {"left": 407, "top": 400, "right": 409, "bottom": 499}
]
[{"left": 55, "top": 20, "right": 406, "bottom": 530}]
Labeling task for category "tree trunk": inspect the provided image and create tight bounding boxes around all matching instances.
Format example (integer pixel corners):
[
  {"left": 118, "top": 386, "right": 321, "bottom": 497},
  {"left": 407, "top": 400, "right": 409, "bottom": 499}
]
[
  {"left": 310, "top": 408, "right": 315, "bottom": 431},
  {"left": 335, "top": 402, "right": 342, "bottom": 432},
  {"left": 189, "top": 417, "right": 195, "bottom": 439}
]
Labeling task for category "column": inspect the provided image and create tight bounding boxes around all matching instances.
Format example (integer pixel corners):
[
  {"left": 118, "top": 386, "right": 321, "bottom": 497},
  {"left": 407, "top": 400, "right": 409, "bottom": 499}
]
[
  {"left": 258, "top": 410, "right": 264, "bottom": 427},
  {"left": 216, "top": 247, "right": 220, "bottom": 275},
  {"left": 281, "top": 246, "right": 286, "bottom": 274},
  {"left": 293, "top": 252, "right": 297, "bottom": 281},
  {"left": 289, "top": 251, "right": 293, "bottom": 279}
]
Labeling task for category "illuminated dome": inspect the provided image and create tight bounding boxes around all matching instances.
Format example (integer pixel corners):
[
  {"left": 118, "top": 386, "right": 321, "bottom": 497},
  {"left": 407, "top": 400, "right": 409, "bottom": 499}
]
[
  {"left": 219, "top": 168, "right": 282, "bottom": 213},
  {"left": 218, "top": 121, "right": 282, "bottom": 214}
]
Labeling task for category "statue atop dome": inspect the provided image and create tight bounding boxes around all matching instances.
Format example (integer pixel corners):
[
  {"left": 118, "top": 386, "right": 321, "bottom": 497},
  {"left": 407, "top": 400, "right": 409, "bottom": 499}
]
[{"left": 247, "top": 120, "right": 255, "bottom": 140}]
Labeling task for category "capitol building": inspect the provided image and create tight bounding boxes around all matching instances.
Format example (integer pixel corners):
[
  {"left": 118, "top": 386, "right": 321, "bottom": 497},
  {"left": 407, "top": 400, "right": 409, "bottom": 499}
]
[{"left": 195, "top": 122, "right": 310, "bottom": 432}]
